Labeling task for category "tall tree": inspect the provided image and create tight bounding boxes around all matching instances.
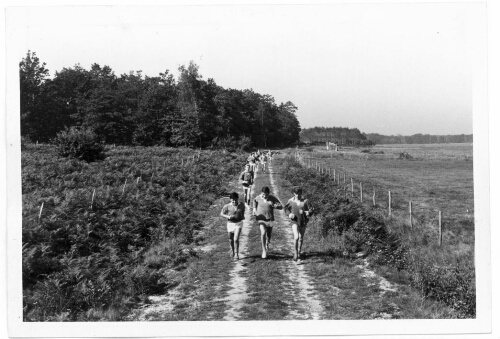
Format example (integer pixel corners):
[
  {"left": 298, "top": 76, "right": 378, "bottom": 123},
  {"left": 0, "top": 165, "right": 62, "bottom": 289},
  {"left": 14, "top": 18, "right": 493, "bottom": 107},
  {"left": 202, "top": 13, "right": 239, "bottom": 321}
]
[{"left": 19, "top": 51, "right": 50, "bottom": 141}]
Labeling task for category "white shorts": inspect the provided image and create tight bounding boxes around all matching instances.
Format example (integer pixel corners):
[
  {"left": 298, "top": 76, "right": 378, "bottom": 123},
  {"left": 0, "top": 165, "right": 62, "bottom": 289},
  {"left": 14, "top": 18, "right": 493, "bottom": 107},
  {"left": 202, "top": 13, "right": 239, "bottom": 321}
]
[
  {"left": 258, "top": 220, "right": 274, "bottom": 228},
  {"left": 227, "top": 221, "right": 242, "bottom": 233}
]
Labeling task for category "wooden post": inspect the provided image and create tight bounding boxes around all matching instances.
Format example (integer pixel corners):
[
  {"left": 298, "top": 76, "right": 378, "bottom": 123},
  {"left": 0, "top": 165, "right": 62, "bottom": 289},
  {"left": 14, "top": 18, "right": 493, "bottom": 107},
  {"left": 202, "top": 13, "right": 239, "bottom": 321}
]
[
  {"left": 137, "top": 177, "right": 140, "bottom": 184},
  {"left": 343, "top": 173, "right": 346, "bottom": 184},
  {"left": 351, "top": 178, "right": 354, "bottom": 195},
  {"left": 122, "top": 179, "right": 128, "bottom": 196},
  {"left": 360, "top": 182, "right": 363, "bottom": 202},
  {"left": 388, "top": 191, "right": 392, "bottom": 217},
  {"left": 409, "top": 201, "right": 413, "bottom": 228},
  {"left": 372, "top": 189, "right": 376, "bottom": 207},
  {"left": 38, "top": 202, "right": 44, "bottom": 219},
  {"left": 90, "top": 188, "right": 96, "bottom": 208},
  {"left": 438, "top": 211, "right": 442, "bottom": 246}
]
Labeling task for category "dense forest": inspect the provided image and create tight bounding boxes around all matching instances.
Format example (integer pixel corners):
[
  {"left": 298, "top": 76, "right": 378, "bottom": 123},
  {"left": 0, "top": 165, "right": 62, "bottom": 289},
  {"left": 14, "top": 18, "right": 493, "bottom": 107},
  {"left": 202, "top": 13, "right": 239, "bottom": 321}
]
[
  {"left": 300, "top": 127, "right": 473, "bottom": 146},
  {"left": 20, "top": 51, "right": 301, "bottom": 148}
]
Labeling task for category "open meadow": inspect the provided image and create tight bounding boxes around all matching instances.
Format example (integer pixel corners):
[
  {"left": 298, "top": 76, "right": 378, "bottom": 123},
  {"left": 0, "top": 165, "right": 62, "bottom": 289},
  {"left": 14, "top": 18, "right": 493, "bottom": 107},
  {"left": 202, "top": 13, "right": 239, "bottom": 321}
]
[{"left": 299, "top": 143, "right": 474, "bottom": 250}]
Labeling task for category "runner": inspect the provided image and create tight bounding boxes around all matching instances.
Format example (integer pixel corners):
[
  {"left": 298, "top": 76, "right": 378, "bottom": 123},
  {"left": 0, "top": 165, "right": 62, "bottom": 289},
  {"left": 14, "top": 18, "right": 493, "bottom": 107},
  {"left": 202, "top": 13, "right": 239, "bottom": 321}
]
[
  {"left": 248, "top": 158, "right": 257, "bottom": 173},
  {"left": 260, "top": 153, "right": 268, "bottom": 173},
  {"left": 220, "top": 192, "right": 246, "bottom": 260},
  {"left": 254, "top": 152, "right": 261, "bottom": 172},
  {"left": 239, "top": 164, "right": 254, "bottom": 205},
  {"left": 253, "top": 186, "right": 283, "bottom": 259},
  {"left": 284, "top": 187, "right": 314, "bottom": 261}
]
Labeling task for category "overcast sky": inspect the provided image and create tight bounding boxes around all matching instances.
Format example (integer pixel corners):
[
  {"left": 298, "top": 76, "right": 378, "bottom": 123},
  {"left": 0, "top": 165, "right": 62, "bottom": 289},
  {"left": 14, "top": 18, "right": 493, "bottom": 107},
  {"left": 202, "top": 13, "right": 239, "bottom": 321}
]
[{"left": 7, "top": 2, "right": 483, "bottom": 135}]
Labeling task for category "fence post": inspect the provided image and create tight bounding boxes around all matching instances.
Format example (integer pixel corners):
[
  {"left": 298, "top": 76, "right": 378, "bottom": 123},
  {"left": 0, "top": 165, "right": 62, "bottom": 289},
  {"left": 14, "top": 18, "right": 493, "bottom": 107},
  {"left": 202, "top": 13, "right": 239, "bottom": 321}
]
[
  {"left": 343, "top": 173, "right": 346, "bottom": 184},
  {"left": 39, "top": 202, "right": 44, "bottom": 220},
  {"left": 388, "top": 190, "right": 392, "bottom": 217},
  {"left": 409, "top": 201, "right": 413, "bottom": 229},
  {"left": 438, "top": 211, "right": 442, "bottom": 246},
  {"left": 122, "top": 179, "right": 128, "bottom": 196},
  {"left": 90, "top": 188, "right": 96, "bottom": 209},
  {"left": 360, "top": 182, "right": 363, "bottom": 202},
  {"left": 351, "top": 178, "right": 354, "bottom": 196},
  {"left": 372, "top": 189, "right": 376, "bottom": 207}
]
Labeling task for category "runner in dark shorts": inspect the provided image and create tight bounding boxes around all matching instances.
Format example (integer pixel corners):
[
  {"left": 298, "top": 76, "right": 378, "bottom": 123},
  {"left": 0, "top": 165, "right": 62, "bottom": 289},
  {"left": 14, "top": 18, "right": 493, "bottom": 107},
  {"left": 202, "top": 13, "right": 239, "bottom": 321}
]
[
  {"left": 253, "top": 186, "right": 282, "bottom": 259},
  {"left": 285, "top": 187, "right": 314, "bottom": 261},
  {"left": 221, "top": 192, "right": 245, "bottom": 260}
]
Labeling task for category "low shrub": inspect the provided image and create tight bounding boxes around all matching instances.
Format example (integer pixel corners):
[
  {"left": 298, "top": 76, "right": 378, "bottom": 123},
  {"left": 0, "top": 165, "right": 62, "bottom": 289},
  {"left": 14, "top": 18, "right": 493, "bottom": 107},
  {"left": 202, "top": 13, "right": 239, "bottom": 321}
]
[{"left": 53, "top": 127, "right": 105, "bottom": 162}]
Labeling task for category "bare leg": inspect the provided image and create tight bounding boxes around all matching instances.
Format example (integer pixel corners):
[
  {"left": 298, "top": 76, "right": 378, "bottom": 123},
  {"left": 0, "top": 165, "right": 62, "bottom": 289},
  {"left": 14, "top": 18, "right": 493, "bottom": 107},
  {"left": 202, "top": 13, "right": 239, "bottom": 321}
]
[
  {"left": 234, "top": 226, "right": 242, "bottom": 259},
  {"left": 298, "top": 226, "right": 306, "bottom": 259},
  {"left": 229, "top": 232, "right": 235, "bottom": 258},
  {"left": 266, "top": 227, "right": 273, "bottom": 251},
  {"left": 259, "top": 223, "right": 267, "bottom": 258},
  {"left": 292, "top": 224, "right": 299, "bottom": 260}
]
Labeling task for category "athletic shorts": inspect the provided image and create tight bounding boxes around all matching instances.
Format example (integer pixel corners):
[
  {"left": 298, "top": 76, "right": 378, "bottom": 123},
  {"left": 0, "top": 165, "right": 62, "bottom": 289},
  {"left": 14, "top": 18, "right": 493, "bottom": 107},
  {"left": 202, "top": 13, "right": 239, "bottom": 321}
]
[
  {"left": 227, "top": 221, "right": 242, "bottom": 233},
  {"left": 291, "top": 222, "right": 307, "bottom": 231},
  {"left": 258, "top": 220, "right": 274, "bottom": 228}
]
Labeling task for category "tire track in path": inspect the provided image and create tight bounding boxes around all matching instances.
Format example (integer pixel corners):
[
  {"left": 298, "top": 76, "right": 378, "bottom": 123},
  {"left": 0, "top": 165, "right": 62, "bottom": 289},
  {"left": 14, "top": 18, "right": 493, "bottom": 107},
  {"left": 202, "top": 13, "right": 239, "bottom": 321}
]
[{"left": 267, "top": 161, "right": 324, "bottom": 320}]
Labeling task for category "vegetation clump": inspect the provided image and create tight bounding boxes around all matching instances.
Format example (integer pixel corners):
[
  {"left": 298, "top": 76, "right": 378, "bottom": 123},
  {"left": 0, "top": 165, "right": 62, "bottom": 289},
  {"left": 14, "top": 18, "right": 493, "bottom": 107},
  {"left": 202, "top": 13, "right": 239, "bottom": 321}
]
[
  {"left": 22, "top": 146, "right": 244, "bottom": 321},
  {"left": 398, "top": 152, "right": 413, "bottom": 160},
  {"left": 54, "top": 127, "right": 105, "bottom": 162}
]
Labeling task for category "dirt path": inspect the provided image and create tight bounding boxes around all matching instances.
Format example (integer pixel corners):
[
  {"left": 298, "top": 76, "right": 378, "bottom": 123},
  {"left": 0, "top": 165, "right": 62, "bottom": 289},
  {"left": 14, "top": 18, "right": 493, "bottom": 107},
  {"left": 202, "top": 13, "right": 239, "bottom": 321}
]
[
  {"left": 267, "top": 162, "right": 324, "bottom": 320},
  {"left": 222, "top": 169, "right": 258, "bottom": 320}
]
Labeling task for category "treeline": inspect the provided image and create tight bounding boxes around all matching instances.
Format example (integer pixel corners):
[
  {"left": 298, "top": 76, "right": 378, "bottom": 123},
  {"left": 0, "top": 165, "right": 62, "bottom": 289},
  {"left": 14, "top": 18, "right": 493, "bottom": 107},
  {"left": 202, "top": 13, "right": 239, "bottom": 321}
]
[
  {"left": 20, "top": 51, "right": 301, "bottom": 148},
  {"left": 363, "top": 133, "right": 473, "bottom": 144},
  {"left": 300, "top": 127, "right": 374, "bottom": 146}
]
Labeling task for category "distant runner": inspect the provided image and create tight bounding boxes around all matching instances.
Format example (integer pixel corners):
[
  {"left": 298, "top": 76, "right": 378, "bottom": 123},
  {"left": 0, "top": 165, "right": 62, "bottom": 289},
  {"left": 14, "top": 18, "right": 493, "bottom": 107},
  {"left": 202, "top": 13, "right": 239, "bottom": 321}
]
[
  {"left": 260, "top": 153, "right": 268, "bottom": 173},
  {"left": 267, "top": 151, "right": 273, "bottom": 165},
  {"left": 221, "top": 192, "right": 246, "bottom": 260},
  {"left": 253, "top": 186, "right": 283, "bottom": 259},
  {"left": 285, "top": 187, "right": 314, "bottom": 262},
  {"left": 239, "top": 164, "right": 254, "bottom": 205}
]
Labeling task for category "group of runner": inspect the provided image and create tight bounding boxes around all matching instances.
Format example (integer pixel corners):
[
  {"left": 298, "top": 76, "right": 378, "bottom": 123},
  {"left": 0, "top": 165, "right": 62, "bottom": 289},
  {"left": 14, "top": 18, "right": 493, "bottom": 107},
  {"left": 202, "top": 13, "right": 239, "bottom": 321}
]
[
  {"left": 220, "top": 150, "right": 314, "bottom": 261},
  {"left": 246, "top": 150, "right": 273, "bottom": 173}
]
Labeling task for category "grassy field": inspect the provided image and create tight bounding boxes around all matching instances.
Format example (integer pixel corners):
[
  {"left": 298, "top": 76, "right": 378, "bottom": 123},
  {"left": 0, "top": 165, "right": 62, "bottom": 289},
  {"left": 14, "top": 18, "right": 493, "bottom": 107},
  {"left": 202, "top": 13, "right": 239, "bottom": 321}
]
[{"left": 299, "top": 143, "right": 474, "bottom": 252}]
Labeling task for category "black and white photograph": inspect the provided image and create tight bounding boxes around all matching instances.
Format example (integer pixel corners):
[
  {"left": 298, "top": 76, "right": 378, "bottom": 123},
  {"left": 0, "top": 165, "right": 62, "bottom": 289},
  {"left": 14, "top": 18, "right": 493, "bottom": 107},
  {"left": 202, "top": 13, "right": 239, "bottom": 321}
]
[{"left": 2, "top": 0, "right": 498, "bottom": 338}]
